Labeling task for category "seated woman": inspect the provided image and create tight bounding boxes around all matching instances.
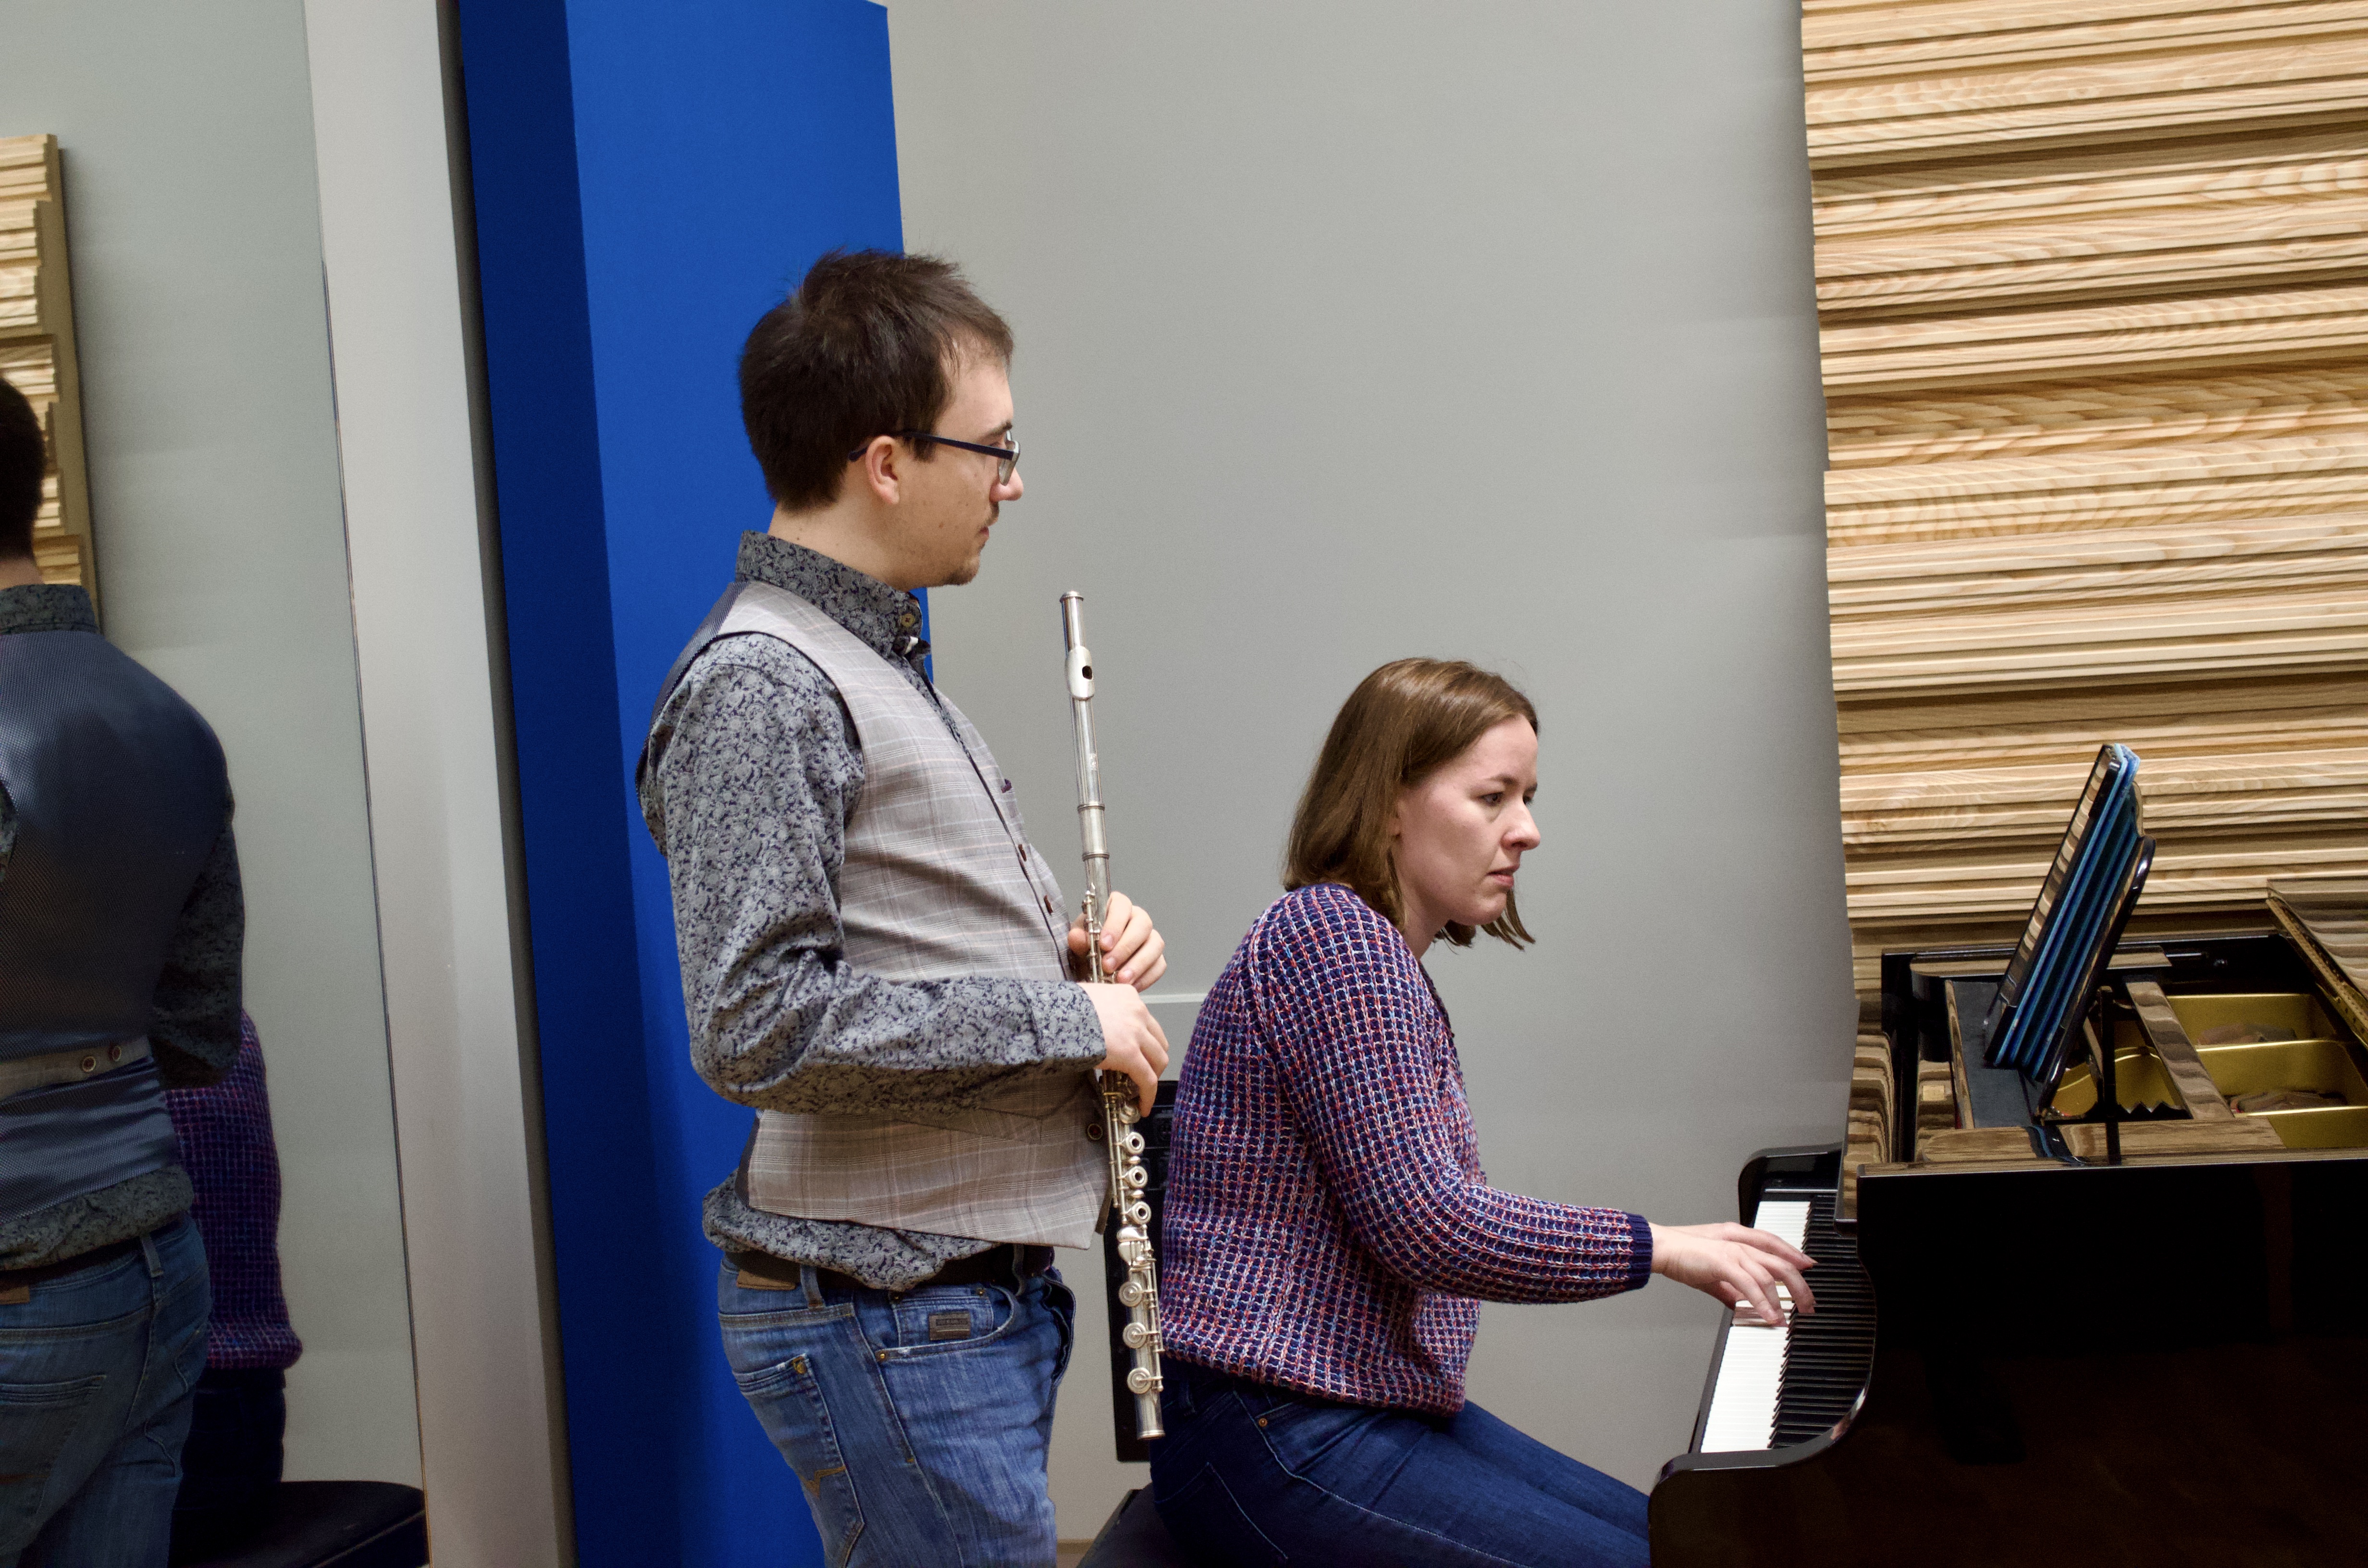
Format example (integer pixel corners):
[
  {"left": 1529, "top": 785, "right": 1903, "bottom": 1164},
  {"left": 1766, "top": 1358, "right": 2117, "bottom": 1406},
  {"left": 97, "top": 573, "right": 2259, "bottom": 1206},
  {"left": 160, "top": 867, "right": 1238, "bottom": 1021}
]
[{"left": 1150, "top": 658, "right": 1813, "bottom": 1568}]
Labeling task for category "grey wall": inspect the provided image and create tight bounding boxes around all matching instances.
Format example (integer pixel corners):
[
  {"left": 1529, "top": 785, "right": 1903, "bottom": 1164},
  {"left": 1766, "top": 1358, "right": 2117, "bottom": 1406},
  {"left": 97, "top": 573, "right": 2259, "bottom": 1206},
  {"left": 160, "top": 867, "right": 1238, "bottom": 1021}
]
[
  {"left": 0, "top": 0, "right": 421, "bottom": 1486},
  {"left": 886, "top": 0, "right": 1857, "bottom": 1530}
]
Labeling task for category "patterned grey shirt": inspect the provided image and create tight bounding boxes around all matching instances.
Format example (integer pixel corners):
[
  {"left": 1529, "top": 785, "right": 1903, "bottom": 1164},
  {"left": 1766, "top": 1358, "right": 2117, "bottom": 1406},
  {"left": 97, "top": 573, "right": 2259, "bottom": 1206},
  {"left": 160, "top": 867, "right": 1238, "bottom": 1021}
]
[
  {"left": 640, "top": 534, "right": 1105, "bottom": 1290},
  {"left": 0, "top": 583, "right": 244, "bottom": 1269}
]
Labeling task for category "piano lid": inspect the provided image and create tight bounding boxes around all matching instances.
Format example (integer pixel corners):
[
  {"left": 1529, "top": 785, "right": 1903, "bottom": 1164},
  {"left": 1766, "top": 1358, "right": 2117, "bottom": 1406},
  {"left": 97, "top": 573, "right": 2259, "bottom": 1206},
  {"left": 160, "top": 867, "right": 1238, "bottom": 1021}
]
[{"left": 2269, "top": 877, "right": 2368, "bottom": 1046}]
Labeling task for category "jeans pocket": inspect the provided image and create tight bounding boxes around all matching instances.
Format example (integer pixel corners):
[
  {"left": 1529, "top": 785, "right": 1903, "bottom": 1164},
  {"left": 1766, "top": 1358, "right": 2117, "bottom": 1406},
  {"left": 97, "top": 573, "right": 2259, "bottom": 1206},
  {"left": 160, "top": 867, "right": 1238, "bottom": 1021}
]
[
  {"left": 0, "top": 1372, "right": 108, "bottom": 1552},
  {"left": 1253, "top": 1392, "right": 1381, "bottom": 1479},
  {"left": 1154, "top": 1462, "right": 1287, "bottom": 1567},
  {"left": 728, "top": 1352, "right": 863, "bottom": 1565},
  {"left": 883, "top": 1281, "right": 1013, "bottom": 1354},
  {"left": 870, "top": 1278, "right": 1045, "bottom": 1367}
]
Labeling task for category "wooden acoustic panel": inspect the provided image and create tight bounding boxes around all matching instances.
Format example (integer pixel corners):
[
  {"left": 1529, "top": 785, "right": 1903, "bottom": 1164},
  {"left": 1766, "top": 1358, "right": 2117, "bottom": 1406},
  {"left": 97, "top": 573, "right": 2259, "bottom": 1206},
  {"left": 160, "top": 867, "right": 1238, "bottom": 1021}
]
[
  {"left": 1803, "top": 2, "right": 2368, "bottom": 1006},
  {"left": 0, "top": 134, "right": 95, "bottom": 603}
]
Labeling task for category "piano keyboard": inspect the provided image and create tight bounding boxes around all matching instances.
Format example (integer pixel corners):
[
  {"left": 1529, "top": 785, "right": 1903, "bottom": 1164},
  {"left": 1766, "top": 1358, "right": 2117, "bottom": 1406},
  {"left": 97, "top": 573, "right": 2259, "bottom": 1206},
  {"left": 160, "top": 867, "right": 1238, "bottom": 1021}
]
[{"left": 1692, "top": 1187, "right": 1874, "bottom": 1453}]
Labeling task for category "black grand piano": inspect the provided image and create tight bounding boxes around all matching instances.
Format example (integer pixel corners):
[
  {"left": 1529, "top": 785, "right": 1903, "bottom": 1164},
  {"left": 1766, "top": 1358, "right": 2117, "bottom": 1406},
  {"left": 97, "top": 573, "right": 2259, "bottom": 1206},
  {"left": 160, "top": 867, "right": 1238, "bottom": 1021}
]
[{"left": 1653, "top": 761, "right": 2368, "bottom": 1567}]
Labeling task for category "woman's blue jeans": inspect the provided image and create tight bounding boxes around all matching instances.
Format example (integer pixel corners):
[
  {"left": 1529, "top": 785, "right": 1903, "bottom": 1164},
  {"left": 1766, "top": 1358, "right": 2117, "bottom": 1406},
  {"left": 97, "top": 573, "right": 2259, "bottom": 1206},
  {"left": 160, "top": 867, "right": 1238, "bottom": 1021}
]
[
  {"left": 716, "top": 1257, "right": 1075, "bottom": 1568},
  {"left": 1149, "top": 1357, "right": 1650, "bottom": 1568},
  {"left": 0, "top": 1218, "right": 211, "bottom": 1568}
]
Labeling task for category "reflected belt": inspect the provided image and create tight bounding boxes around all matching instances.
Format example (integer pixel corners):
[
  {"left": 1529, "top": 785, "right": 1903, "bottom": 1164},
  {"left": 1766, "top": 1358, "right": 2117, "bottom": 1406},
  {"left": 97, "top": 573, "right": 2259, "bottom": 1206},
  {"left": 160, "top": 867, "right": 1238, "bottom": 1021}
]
[{"left": 0, "top": 1037, "right": 152, "bottom": 1103}]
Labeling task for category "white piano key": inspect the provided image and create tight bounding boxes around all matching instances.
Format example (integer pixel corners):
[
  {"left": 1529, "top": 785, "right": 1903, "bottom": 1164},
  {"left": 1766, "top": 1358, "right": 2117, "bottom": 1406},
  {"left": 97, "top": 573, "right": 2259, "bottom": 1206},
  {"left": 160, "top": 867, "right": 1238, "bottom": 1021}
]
[{"left": 1696, "top": 1199, "right": 1811, "bottom": 1453}]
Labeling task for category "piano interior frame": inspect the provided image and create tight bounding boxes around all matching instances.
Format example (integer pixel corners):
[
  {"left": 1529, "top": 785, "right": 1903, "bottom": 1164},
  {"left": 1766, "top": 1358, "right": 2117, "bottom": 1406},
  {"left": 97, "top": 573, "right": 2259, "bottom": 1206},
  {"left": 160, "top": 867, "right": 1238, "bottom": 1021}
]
[{"left": 1863, "top": 927, "right": 2368, "bottom": 1189}]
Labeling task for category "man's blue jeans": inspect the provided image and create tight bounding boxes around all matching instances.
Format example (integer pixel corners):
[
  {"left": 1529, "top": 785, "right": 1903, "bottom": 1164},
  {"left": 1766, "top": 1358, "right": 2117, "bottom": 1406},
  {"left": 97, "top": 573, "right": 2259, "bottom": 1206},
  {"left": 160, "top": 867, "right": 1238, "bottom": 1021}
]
[
  {"left": 0, "top": 1218, "right": 210, "bottom": 1568},
  {"left": 717, "top": 1256, "right": 1076, "bottom": 1568},
  {"left": 1148, "top": 1357, "right": 1650, "bottom": 1568}
]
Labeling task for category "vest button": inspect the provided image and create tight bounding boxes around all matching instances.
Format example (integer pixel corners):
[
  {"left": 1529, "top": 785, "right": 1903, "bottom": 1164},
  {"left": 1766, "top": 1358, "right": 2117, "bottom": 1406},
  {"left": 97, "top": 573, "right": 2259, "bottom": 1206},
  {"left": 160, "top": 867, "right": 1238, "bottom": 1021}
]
[{"left": 899, "top": 612, "right": 916, "bottom": 628}]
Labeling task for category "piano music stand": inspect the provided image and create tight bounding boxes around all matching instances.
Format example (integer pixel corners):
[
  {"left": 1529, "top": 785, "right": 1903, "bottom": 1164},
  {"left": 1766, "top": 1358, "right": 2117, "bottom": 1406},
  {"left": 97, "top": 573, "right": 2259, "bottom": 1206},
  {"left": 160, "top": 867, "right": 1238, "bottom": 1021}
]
[
  {"left": 2025, "top": 840, "right": 2157, "bottom": 1166},
  {"left": 1983, "top": 745, "right": 2137, "bottom": 1074},
  {"left": 2083, "top": 986, "right": 2123, "bottom": 1166}
]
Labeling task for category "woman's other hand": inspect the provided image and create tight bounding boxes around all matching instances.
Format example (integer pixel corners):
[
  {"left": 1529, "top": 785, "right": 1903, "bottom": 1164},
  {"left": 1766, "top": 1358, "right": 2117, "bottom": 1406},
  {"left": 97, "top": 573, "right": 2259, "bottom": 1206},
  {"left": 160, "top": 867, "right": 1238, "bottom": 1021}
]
[{"left": 1647, "top": 1222, "right": 1816, "bottom": 1326}]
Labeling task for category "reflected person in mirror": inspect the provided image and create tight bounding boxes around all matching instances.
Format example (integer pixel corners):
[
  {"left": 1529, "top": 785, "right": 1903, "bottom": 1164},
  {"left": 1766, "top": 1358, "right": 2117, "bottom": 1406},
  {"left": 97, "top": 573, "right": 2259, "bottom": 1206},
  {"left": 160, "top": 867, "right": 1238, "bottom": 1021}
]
[
  {"left": 639, "top": 252, "right": 1170, "bottom": 1568},
  {"left": 0, "top": 374, "right": 243, "bottom": 1566},
  {"left": 1150, "top": 660, "right": 1813, "bottom": 1568}
]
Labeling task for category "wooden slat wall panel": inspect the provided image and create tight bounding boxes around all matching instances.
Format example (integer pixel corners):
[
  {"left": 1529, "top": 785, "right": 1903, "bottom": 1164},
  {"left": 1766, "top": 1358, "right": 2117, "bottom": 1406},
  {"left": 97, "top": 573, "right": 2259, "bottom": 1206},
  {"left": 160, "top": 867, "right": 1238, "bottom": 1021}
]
[
  {"left": 1801, "top": 3, "right": 2368, "bottom": 1004},
  {"left": 0, "top": 135, "right": 95, "bottom": 603}
]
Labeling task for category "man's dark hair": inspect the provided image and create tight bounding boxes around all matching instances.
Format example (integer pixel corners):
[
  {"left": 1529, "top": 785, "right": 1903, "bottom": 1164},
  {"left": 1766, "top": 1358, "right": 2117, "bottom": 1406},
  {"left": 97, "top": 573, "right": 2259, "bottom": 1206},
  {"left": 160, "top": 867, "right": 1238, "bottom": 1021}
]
[
  {"left": 740, "top": 249, "right": 1014, "bottom": 511},
  {"left": 0, "top": 375, "right": 44, "bottom": 560}
]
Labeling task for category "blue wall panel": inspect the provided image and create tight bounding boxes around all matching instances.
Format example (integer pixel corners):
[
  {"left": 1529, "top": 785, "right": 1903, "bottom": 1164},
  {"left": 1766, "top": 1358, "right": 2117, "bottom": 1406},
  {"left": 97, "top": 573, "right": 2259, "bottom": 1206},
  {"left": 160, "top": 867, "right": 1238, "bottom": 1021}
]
[{"left": 457, "top": 4, "right": 903, "bottom": 1563}]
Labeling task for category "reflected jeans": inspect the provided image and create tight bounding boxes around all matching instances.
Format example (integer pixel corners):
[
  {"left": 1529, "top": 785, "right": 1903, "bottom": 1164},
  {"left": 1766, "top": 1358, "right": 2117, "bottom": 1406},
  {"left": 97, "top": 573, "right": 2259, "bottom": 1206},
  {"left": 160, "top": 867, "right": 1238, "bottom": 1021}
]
[
  {"left": 1148, "top": 1356, "right": 1650, "bottom": 1568},
  {"left": 0, "top": 1218, "right": 210, "bottom": 1568},
  {"left": 717, "top": 1257, "right": 1075, "bottom": 1568}
]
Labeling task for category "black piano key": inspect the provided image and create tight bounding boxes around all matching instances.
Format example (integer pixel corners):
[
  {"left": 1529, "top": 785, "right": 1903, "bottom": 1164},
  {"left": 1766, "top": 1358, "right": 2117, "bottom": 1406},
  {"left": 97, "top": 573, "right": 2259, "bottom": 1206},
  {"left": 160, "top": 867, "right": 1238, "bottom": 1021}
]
[{"left": 1765, "top": 1188, "right": 1877, "bottom": 1448}]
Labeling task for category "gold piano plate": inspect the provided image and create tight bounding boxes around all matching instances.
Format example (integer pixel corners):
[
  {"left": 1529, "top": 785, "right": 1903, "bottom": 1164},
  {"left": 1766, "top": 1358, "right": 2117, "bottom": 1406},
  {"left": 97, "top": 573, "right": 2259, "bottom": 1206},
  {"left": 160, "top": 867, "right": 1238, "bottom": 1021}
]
[
  {"left": 2166, "top": 992, "right": 2340, "bottom": 1044},
  {"left": 2254, "top": 1104, "right": 2368, "bottom": 1151},
  {"left": 2198, "top": 1038, "right": 2368, "bottom": 1105},
  {"left": 2050, "top": 1049, "right": 2177, "bottom": 1119}
]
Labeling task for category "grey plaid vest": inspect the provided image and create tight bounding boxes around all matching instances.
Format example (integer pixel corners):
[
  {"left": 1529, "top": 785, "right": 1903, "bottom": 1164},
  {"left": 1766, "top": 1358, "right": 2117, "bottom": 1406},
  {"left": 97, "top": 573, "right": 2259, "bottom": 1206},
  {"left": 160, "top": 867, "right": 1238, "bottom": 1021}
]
[{"left": 693, "top": 581, "right": 1105, "bottom": 1249}]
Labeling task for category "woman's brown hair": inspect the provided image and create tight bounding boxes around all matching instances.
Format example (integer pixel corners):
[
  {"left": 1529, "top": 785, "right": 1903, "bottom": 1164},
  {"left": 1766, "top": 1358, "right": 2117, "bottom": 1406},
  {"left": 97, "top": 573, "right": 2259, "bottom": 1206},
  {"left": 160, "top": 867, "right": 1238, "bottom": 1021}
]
[{"left": 1284, "top": 659, "right": 1539, "bottom": 950}]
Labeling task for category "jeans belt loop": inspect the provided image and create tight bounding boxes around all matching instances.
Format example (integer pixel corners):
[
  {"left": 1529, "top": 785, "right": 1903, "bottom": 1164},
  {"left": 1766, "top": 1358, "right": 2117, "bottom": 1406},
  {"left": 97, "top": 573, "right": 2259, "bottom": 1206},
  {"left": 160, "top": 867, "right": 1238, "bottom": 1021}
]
[
  {"left": 799, "top": 1263, "right": 823, "bottom": 1306},
  {"left": 139, "top": 1226, "right": 164, "bottom": 1280}
]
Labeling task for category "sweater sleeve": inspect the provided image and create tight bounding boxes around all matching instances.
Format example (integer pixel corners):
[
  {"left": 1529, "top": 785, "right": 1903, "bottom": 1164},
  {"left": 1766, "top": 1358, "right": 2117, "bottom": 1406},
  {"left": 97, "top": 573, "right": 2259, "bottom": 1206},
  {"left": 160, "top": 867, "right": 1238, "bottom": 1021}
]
[{"left": 1253, "top": 888, "right": 1652, "bottom": 1303}]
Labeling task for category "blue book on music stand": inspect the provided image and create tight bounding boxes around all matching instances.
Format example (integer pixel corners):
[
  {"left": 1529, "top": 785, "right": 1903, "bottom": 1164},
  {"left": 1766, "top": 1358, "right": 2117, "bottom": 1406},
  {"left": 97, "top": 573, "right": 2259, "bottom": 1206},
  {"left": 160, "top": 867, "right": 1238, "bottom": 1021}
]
[{"left": 1982, "top": 744, "right": 2153, "bottom": 1094}]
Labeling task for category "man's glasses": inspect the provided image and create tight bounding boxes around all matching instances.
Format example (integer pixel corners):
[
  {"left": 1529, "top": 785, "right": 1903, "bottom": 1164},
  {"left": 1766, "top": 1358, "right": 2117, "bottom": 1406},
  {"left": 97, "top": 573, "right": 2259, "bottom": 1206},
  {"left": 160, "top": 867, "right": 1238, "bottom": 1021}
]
[{"left": 846, "top": 430, "right": 1020, "bottom": 486}]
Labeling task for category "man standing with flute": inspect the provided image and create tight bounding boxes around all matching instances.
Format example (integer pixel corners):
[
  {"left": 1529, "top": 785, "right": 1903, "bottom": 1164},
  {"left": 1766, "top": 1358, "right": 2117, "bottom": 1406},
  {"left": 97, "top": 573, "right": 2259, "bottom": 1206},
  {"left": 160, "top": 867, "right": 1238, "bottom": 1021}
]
[{"left": 639, "top": 250, "right": 1170, "bottom": 1568}]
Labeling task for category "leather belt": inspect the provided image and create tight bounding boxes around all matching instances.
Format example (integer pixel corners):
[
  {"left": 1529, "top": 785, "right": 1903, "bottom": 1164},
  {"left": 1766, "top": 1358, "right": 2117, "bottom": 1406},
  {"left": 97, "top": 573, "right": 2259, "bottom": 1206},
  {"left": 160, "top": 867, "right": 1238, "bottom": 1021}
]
[
  {"left": 732, "top": 1242, "right": 1053, "bottom": 1297},
  {"left": 0, "top": 1038, "right": 151, "bottom": 1102},
  {"left": 0, "top": 1235, "right": 143, "bottom": 1303}
]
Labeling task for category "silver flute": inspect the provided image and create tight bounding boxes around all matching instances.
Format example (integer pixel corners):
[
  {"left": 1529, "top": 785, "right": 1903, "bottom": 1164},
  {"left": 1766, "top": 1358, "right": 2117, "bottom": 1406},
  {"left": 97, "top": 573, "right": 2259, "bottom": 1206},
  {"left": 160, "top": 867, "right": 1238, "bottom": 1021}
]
[{"left": 1060, "top": 590, "right": 1165, "bottom": 1441}]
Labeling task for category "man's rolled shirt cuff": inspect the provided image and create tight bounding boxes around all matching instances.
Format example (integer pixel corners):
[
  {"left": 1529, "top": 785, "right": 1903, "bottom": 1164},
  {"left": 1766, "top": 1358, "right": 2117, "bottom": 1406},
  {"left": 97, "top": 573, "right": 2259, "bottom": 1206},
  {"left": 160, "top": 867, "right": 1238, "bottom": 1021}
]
[{"left": 1031, "top": 979, "right": 1111, "bottom": 1070}]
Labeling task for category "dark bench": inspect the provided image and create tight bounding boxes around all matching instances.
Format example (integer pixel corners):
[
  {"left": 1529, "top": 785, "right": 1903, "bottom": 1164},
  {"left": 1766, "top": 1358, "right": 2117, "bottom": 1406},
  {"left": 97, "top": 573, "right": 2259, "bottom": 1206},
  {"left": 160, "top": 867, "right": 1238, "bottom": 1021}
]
[
  {"left": 176, "top": 1481, "right": 427, "bottom": 1568},
  {"left": 1078, "top": 1488, "right": 1192, "bottom": 1567}
]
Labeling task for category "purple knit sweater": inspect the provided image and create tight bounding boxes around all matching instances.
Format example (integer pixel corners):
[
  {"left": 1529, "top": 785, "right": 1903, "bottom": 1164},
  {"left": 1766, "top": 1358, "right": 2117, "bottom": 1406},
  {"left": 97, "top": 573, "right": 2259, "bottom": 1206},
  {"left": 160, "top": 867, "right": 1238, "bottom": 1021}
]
[
  {"left": 164, "top": 1014, "right": 302, "bottom": 1372},
  {"left": 1160, "top": 883, "right": 1652, "bottom": 1415}
]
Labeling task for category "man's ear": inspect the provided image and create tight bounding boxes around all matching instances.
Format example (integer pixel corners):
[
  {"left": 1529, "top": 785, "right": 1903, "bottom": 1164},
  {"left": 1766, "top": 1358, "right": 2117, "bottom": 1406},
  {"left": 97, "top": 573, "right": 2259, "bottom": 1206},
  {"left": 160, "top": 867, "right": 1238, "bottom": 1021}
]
[{"left": 853, "top": 436, "right": 903, "bottom": 505}]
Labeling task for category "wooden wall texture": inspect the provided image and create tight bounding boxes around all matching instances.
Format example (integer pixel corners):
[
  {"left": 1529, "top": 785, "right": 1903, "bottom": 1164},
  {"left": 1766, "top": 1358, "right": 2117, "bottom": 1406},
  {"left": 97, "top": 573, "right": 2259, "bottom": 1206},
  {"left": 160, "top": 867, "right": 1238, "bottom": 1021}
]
[
  {"left": 0, "top": 134, "right": 96, "bottom": 603},
  {"left": 1805, "top": 1, "right": 2368, "bottom": 1015}
]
